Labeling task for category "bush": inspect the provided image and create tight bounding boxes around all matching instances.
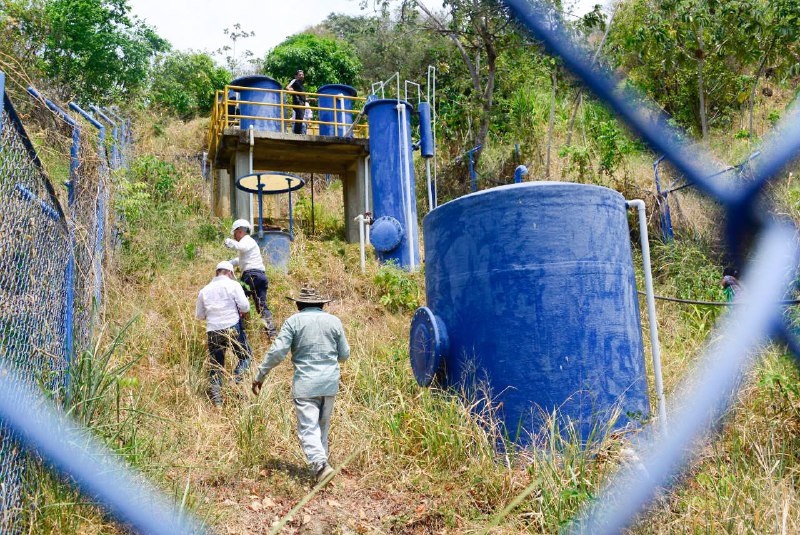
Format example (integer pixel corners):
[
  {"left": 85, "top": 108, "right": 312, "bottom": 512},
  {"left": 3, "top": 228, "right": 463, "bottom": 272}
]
[{"left": 373, "top": 264, "right": 421, "bottom": 313}]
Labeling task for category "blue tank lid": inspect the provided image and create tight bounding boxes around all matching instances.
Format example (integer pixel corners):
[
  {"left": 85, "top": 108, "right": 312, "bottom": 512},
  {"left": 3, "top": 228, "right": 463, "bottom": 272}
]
[
  {"left": 317, "top": 84, "right": 358, "bottom": 96},
  {"left": 370, "top": 216, "right": 404, "bottom": 252},
  {"left": 364, "top": 98, "right": 415, "bottom": 115},
  {"left": 230, "top": 74, "right": 280, "bottom": 87},
  {"left": 410, "top": 307, "right": 449, "bottom": 386}
]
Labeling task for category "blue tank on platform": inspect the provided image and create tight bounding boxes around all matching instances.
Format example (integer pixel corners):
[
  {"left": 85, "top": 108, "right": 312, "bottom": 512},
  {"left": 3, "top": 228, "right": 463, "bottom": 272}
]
[
  {"left": 317, "top": 84, "right": 357, "bottom": 136},
  {"left": 364, "top": 98, "right": 420, "bottom": 270},
  {"left": 410, "top": 182, "right": 650, "bottom": 446},
  {"left": 230, "top": 75, "right": 281, "bottom": 132}
]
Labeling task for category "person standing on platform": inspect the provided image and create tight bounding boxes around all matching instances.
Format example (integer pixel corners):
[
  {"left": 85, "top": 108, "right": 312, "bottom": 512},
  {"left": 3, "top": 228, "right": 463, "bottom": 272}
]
[
  {"left": 224, "top": 219, "right": 278, "bottom": 339},
  {"left": 286, "top": 70, "right": 314, "bottom": 135}
]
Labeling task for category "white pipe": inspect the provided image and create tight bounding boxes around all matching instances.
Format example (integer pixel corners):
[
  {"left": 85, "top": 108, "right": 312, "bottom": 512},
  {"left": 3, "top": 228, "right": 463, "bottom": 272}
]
[
  {"left": 627, "top": 199, "right": 667, "bottom": 435},
  {"left": 353, "top": 215, "right": 366, "bottom": 273},
  {"left": 249, "top": 125, "right": 255, "bottom": 234},
  {"left": 397, "top": 103, "right": 416, "bottom": 271}
]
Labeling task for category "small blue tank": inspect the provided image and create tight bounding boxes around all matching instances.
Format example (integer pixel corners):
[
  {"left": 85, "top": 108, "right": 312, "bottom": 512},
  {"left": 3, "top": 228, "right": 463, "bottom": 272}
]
[
  {"left": 256, "top": 230, "right": 291, "bottom": 273},
  {"left": 364, "top": 98, "right": 420, "bottom": 270},
  {"left": 317, "top": 84, "right": 357, "bottom": 136},
  {"left": 230, "top": 75, "right": 281, "bottom": 132},
  {"left": 410, "top": 182, "right": 650, "bottom": 446}
]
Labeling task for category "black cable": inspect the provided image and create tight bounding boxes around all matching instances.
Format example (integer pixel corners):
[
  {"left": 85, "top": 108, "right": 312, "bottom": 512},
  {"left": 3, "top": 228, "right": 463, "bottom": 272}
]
[{"left": 637, "top": 291, "right": 800, "bottom": 307}]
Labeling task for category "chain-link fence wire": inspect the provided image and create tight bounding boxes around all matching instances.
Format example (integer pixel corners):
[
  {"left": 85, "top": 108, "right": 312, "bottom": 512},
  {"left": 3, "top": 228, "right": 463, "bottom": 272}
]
[
  {"left": 0, "top": 81, "right": 72, "bottom": 533},
  {"left": 0, "top": 77, "right": 205, "bottom": 534},
  {"left": 501, "top": 1, "right": 800, "bottom": 532}
]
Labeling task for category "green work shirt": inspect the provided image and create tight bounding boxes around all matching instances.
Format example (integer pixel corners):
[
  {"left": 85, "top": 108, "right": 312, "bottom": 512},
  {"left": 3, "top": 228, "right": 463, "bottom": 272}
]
[{"left": 254, "top": 308, "right": 350, "bottom": 398}]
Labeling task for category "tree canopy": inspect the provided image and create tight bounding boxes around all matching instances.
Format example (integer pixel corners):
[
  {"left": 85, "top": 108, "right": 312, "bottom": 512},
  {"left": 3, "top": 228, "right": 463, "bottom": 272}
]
[
  {"left": 262, "top": 33, "right": 362, "bottom": 90},
  {"left": 148, "top": 51, "right": 231, "bottom": 119},
  {"left": 42, "top": 0, "right": 169, "bottom": 104}
]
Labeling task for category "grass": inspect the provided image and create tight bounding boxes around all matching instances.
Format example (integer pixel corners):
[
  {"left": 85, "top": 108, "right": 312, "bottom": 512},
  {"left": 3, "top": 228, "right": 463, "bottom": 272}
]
[{"left": 18, "top": 106, "right": 800, "bottom": 534}]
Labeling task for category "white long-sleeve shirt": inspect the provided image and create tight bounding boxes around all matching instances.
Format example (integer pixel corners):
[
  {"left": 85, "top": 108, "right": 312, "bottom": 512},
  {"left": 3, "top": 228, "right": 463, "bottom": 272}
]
[
  {"left": 224, "top": 235, "right": 266, "bottom": 273},
  {"left": 196, "top": 276, "right": 250, "bottom": 332}
]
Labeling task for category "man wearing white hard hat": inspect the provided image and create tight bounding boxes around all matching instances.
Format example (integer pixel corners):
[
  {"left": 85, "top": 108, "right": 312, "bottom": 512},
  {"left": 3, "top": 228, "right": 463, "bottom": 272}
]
[
  {"left": 224, "top": 219, "right": 278, "bottom": 339},
  {"left": 195, "top": 261, "right": 253, "bottom": 405}
]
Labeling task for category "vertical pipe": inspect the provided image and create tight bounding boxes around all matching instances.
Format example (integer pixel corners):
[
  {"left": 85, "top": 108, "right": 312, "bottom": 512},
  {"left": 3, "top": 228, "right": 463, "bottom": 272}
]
[
  {"left": 310, "top": 173, "right": 315, "bottom": 236},
  {"left": 257, "top": 175, "right": 264, "bottom": 240},
  {"left": 0, "top": 71, "right": 5, "bottom": 131},
  {"left": 627, "top": 199, "right": 667, "bottom": 435},
  {"left": 397, "top": 103, "right": 416, "bottom": 271},
  {"left": 354, "top": 215, "right": 366, "bottom": 273},
  {"left": 469, "top": 149, "right": 477, "bottom": 192},
  {"left": 249, "top": 126, "right": 254, "bottom": 228},
  {"left": 287, "top": 178, "right": 294, "bottom": 240}
]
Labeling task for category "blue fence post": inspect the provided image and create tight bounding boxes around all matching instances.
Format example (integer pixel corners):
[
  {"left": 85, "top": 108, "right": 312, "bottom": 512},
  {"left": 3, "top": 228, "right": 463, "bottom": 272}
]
[
  {"left": 0, "top": 71, "right": 5, "bottom": 131},
  {"left": 91, "top": 105, "right": 118, "bottom": 169},
  {"left": 69, "top": 103, "right": 107, "bottom": 310},
  {"left": 27, "top": 87, "right": 83, "bottom": 395},
  {"left": 653, "top": 155, "right": 674, "bottom": 242}
]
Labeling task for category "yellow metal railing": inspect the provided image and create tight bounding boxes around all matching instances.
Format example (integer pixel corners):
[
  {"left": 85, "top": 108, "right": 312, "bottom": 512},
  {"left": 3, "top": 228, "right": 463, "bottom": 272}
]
[{"left": 206, "top": 85, "right": 369, "bottom": 157}]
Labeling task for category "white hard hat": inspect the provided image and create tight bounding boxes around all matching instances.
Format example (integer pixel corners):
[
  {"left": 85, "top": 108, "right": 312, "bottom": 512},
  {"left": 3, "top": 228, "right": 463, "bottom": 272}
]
[
  {"left": 231, "top": 219, "right": 252, "bottom": 235},
  {"left": 216, "top": 260, "right": 235, "bottom": 273}
]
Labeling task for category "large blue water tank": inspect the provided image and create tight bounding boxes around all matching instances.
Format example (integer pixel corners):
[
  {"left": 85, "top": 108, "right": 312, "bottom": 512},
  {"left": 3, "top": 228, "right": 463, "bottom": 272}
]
[
  {"left": 317, "top": 84, "right": 357, "bottom": 136},
  {"left": 364, "top": 99, "right": 420, "bottom": 270},
  {"left": 410, "top": 182, "right": 649, "bottom": 446},
  {"left": 230, "top": 75, "right": 281, "bottom": 132}
]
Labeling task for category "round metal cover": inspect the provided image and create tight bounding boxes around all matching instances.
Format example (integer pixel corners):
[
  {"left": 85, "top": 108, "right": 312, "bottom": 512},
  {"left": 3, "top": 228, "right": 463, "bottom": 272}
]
[
  {"left": 236, "top": 172, "right": 305, "bottom": 194},
  {"left": 370, "top": 216, "right": 404, "bottom": 252},
  {"left": 409, "top": 307, "right": 449, "bottom": 387}
]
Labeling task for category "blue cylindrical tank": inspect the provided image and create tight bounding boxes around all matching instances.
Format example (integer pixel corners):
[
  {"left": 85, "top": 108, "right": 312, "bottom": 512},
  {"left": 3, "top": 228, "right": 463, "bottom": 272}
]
[
  {"left": 364, "top": 99, "right": 420, "bottom": 270},
  {"left": 418, "top": 102, "right": 434, "bottom": 158},
  {"left": 317, "top": 84, "right": 357, "bottom": 136},
  {"left": 230, "top": 75, "right": 281, "bottom": 132},
  {"left": 410, "top": 182, "right": 649, "bottom": 446},
  {"left": 256, "top": 230, "right": 291, "bottom": 273}
]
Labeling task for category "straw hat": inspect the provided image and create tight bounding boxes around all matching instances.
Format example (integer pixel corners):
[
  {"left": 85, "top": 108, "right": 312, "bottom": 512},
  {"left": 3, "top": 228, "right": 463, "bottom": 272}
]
[{"left": 285, "top": 286, "right": 331, "bottom": 304}]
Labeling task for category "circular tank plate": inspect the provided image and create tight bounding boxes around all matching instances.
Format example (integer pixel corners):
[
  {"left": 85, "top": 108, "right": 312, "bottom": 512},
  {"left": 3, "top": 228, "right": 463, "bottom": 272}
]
[
  {"left": 236, "top": 172, "right": 305, "bottom": 194},
  {"left": 370, "top": 216, "right": 404, "bottom": 252},
  {"left": 409, "top": 307, "right": 448, "bottom": 387}
]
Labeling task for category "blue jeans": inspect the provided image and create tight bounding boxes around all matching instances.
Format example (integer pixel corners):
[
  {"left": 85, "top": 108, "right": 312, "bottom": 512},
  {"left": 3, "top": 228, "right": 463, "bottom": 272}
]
[
  {"left": 207, "top": 324, "right": 252, "bottom": 404},
  {"left": 242, "top": 269, "right": 277, "bottom": 337}
]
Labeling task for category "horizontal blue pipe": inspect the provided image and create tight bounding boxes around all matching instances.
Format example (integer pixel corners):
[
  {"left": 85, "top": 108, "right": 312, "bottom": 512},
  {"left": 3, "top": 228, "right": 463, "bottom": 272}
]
[
  {"left": 15, "top": 183, "right": 61, "bottom": 221},
  {"left": 68, "top": 102, "right": 104, "bottom": 131},
  {"left": 0, "top": 364, "right": 208, "bottom": 534}
]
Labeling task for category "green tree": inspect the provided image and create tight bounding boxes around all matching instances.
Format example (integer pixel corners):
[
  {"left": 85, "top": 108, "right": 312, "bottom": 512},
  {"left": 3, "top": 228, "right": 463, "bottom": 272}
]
[
  {"left": 43, "top": 0, "right": 168, "bottom": 104},
  {"left": 149, "top": 51, "right": 230, "bottom": 119},
  {"left": 263, "top": 33, "right": 362, "bottom": 90},
  {"left": 0, "top": 0, "right": 49, "bottom": 72}
]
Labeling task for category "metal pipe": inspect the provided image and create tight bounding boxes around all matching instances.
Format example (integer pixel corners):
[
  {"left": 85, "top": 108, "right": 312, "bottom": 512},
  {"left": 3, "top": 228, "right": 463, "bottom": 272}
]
[
  {"left": 90, "top": 105, "right": 118, "bottom": 168},
  {"left": 287, "top": 177, "right": 294, "bottom": 239},
  {"left": 249, "top": 125, "right": 254, "bottom": 230},
  {"left": 354, "top": 214, "right": 366, "bottom": 273},
  {"left": 397, "top": 103, "right": 416, "bottom": 271},
  {"left": 626, "top": 199, "right": 667, "bottom": 434}
]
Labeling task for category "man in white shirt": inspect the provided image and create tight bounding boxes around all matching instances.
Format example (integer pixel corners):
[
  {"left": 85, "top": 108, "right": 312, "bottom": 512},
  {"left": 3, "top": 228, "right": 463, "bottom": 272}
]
[
  {"left": 224, "top": 219, "right": 278, "bottom": 339},
  {"left": 195, "top": 261, "right": 252, "bottom": 406}
]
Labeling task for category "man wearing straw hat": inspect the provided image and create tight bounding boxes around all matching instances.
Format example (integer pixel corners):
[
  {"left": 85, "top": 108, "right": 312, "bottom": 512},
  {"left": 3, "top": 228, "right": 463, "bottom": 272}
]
[
  {"left": 252, "top": 286, "right": 350, "bottom": 483},
  {"left": 195, "top": 261, "right": 253, "bottom": 406}
]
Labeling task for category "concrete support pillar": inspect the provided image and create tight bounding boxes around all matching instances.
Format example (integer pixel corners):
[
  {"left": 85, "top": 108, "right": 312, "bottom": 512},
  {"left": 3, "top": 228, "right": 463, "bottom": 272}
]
[
  {"left": 234, "top": 148, "right": 252, "bottom": 224},
  {"left": 342, "top": 156, "right": 368, "bottom": 243},
  {"left": 215, "top": 168, "right": 231, "bottom": 218}
]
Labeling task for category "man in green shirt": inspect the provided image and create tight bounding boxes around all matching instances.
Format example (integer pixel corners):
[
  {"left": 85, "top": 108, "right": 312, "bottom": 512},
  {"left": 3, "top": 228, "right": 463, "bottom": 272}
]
[{"left": 252, "top": 286, "right": 350, "bottom": 483}]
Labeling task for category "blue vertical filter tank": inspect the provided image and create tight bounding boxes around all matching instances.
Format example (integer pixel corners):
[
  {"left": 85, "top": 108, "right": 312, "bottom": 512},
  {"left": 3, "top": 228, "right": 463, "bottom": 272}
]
[
  {"left": 230, "top": 75, "right": 281, "bottom": 131},
  {"left": 410, "top": 182, "right": 650, "bottom": 446},
  {"left": 364, "top": 99, "right": 420, "bottom": 270},
  {"left": 317, "top": 84, "right": 357, "bottom": 136}
]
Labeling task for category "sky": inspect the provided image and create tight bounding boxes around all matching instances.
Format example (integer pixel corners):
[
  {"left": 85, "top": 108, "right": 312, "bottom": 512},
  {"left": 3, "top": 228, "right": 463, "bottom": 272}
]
[{"left": 127, "top": 0, "right": 607, "bottom": 60}]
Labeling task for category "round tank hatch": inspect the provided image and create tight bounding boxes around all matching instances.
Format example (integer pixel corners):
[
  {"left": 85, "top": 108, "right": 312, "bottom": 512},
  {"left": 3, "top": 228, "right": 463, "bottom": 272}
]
[
  {"left": 370, "top": 216, "right": 404, "bottom": 252},
  {"left": 410, "top": 307, "right": 449, "bottom": 386}
]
